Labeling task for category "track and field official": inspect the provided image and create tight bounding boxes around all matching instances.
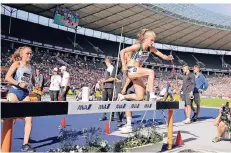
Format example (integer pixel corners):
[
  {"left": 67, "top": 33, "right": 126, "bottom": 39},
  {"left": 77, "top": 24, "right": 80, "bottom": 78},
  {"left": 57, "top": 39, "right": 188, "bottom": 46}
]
[
  {"left": 99, "top": 56, "right": 115, "bottom": 121},
  {"left": 34, "top": 69, "right": 44, "bottom": 101},
  {"left": 181, "top": 65, "right": 195, "bottom": 124},
  {"left": 191, "top": 65, "right": 208, "bottom": 122}
]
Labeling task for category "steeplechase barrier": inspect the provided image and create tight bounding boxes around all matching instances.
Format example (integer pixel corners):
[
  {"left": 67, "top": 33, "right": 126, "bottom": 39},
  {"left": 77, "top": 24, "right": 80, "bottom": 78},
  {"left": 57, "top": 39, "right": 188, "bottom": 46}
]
[{"left": 1, "top": 100, "right": 185, "bottom": 152}]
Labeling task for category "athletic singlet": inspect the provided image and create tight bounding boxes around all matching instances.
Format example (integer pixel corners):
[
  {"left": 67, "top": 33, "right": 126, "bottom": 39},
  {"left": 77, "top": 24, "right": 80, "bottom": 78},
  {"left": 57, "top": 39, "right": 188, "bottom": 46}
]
[
  {"left": 131, "top": 44, "right": 150, "bottom": 63},
  {"left": 12, "top": 61, "right": 32, "bottom": 89}
]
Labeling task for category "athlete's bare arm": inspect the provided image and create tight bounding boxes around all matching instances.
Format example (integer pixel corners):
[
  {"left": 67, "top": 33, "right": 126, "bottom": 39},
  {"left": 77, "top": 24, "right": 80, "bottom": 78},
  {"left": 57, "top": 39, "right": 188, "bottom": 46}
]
[
  {"left": 5, "top": 61, "right": 20, "bottom": 85},
  {"left": 150, "top": 47, "right": 173, "bottom": 61}
]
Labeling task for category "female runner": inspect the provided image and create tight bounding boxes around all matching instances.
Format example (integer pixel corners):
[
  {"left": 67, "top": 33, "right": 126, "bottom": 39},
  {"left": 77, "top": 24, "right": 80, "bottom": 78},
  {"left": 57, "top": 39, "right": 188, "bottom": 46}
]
[
  {"left": 119, "top": 29, "right": 174, "bottom": 102},
  {"left": 5, "top": 46, "right": 36, "bottom": 152}
]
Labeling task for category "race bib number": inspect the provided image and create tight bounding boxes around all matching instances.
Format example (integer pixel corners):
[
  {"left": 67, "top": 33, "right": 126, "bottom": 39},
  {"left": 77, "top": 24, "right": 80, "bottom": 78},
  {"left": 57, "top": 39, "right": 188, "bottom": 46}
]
[
  {"left": 137, "top": 52, "right": 149, "bottom": 62},
  {"left": 21, "top": 72, "right": 31, "bottom": 83}
]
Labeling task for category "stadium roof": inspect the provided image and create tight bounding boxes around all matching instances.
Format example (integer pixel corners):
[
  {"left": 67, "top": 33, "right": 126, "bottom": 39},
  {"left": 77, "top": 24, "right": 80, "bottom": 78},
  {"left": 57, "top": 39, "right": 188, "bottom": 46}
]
[{"left": 4, "top": 4, "right": 231, "bottom": 51}]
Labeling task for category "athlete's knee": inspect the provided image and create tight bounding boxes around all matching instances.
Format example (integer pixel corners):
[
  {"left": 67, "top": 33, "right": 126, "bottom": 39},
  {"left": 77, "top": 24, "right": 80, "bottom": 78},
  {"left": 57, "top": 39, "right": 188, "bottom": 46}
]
[
  {"left": 136, "top": 96, "right": 144, "bottom": 101},
  {"left": 147, "top": 69, "right": 154, "bottom": 76},
  {"left": 7, "top": 94, "right": 18, "bottom": 102},
  {"left": 136, "top": 94, "right": 144, "bottom": 101}
]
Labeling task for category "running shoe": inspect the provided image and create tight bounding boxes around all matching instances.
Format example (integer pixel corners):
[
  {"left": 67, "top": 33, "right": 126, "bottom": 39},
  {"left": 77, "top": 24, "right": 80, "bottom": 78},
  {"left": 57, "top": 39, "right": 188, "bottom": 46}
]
[
  {"left": 212, "top": 137, "right": 221, "bottom": 143},
  {"left": 99, "top": 116, "right": 107, "bottom": 121},
  {"left": 21, "top": 144, "right": 35, "bottom": 152},
  {"left": 182, "top": 118, "right": 191, "bottom": 124},
  {"left": 120, "top": 125, "right": 133, "bottom": 134}
]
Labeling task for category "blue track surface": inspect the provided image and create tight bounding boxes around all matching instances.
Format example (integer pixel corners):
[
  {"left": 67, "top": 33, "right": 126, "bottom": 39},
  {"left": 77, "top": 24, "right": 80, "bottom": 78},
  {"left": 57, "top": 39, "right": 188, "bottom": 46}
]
[{"left": 1, "top": 108, "right": 219, "bottom": 152}]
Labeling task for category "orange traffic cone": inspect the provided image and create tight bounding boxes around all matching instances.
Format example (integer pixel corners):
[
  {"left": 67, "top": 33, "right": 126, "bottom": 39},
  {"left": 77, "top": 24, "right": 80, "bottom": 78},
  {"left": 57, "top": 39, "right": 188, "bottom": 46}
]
[
  {"left": 60, "top": 117, "right": 66, "bottom": 128},
  {"left": 175, "top": 131, "right": 184, "bottom": 146},
  {"left": 105, "top": 122, "right": 110, "bottom": 134}
]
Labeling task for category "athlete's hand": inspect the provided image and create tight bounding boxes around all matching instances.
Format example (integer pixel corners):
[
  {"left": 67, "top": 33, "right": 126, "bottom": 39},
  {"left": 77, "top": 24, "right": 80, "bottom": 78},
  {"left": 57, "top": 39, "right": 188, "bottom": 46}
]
[
  {"left": 19, "top": 82, "right": 29, "bottom": 89},
  {"left": 122, "top": 65, "right": 127, "bottom": 73},
  {"left": 121, "top": 88, "right": 126, "bottom": 95},
  {"left": 167, "top": 55, "right": 174, "bottom": 61},
  {"left": 100, "top": 78, "right": 105, "bottom": 83}
]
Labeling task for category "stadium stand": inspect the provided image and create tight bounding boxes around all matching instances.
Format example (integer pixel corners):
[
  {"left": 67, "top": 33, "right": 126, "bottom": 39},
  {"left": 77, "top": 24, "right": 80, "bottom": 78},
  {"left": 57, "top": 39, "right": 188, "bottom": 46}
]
[
  {"left": 2, "top": 14, "right": 231, "bottom": 69},
  {"left": 1, "top": 14, "right": 231, "bottom": 98}
]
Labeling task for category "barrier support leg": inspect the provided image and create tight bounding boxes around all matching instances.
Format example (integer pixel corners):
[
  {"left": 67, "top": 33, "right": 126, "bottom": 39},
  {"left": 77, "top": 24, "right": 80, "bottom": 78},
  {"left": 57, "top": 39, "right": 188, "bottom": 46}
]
[
  {"left": 1, "top": 119, "right": 13, "bottom": 152},
  {"left": 167, "top": 109, "right": 173, "bottom": 150}
]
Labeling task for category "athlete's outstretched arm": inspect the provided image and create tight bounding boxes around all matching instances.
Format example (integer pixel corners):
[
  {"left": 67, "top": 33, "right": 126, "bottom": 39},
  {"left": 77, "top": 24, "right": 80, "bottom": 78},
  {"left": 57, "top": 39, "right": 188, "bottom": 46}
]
[{"left": 150, "top": 47, "right": 173, "bottom": 61}]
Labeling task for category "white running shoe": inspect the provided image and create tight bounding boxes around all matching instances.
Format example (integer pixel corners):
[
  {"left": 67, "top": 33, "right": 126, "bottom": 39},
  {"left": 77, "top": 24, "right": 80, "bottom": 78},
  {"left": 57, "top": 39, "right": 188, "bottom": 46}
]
[
  {"left": 118, "top": 125, "right": 127, "bottom": 131},
  {"left": 182, "top": 118, "right": 191, "bottom": 124},
  {"left": 149, "top": 93, "right": 158, "bottom": 101},
  {"left": 120, "top": 125, "right": 133, "bottom": 134},
  {"left": 117, "top": 93, "right": 125, "bottom": 101}
]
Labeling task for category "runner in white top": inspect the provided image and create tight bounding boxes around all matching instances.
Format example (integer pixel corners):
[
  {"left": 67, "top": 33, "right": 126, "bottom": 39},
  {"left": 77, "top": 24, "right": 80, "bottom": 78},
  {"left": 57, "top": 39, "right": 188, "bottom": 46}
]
[
  {"left": 49, "top": 67, "right": 62, "bottom": 101},
  {"left": 59, "top": 66, "right": 70, "bottom": 101}
]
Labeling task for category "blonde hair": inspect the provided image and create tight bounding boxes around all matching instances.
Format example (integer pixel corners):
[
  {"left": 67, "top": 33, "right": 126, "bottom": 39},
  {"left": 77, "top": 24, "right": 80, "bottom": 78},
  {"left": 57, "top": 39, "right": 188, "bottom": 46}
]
[
  {"left": 136, "top": 29, "right": 156, "bottom": 44},
  {"left": 10, "top": 46, "right": 31, "bottom": 62}
]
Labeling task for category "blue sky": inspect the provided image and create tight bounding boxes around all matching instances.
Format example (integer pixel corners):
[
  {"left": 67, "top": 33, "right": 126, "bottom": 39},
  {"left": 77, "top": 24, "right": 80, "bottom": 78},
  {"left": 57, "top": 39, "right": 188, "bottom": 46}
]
[{"left": 195, "top": 4, "right": 231, "bottom": 17}]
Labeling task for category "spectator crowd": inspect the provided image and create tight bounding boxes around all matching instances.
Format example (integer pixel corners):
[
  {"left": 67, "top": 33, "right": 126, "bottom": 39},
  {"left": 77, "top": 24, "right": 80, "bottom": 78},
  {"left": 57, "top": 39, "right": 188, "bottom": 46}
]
[{"left": 1, "top": 48, "right": 231, "bottom": 98}]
